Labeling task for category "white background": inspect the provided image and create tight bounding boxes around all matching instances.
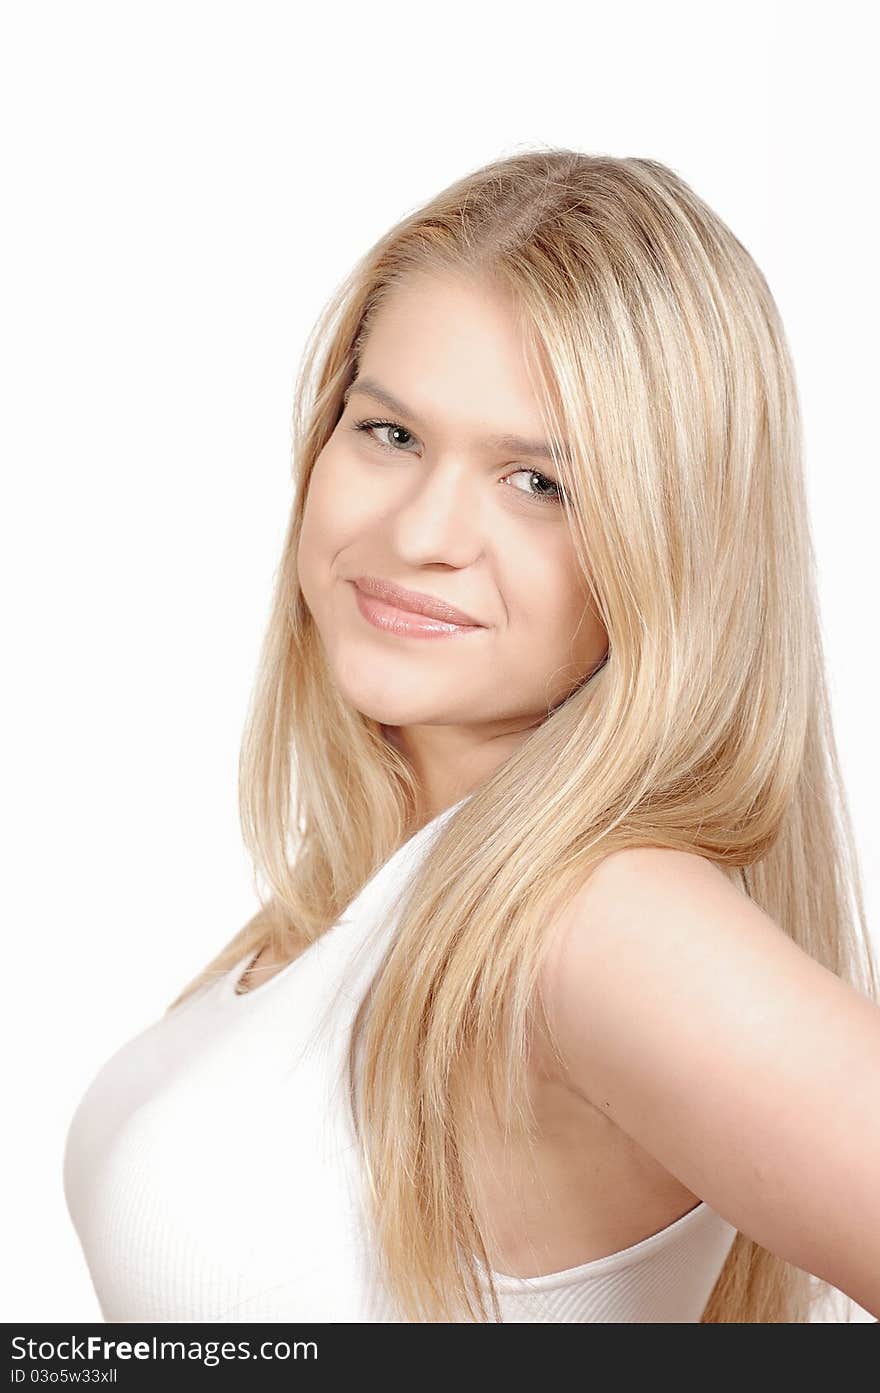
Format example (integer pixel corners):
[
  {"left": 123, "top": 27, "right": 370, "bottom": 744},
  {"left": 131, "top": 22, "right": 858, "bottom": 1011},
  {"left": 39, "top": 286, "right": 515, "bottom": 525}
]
[{"left": 1, "top": 0, "right": 876, "bottom": 1323}]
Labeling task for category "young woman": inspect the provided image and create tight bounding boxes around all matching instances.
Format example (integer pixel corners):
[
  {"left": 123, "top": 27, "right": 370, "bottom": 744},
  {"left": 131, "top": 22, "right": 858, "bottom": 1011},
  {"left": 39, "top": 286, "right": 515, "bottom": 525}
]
[{"left": 63, "top": 148, "right": 880, "bottom": 1323}]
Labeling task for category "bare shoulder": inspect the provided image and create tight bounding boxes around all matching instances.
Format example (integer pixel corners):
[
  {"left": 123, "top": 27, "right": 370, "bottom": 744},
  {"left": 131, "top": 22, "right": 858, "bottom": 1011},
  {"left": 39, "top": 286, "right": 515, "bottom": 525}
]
[
  {"left": 537, "top": 845, "right": 880, "bottom": 1318},
  {"left": 539, "top": 844, "right": 777, "bottom": 1026}
]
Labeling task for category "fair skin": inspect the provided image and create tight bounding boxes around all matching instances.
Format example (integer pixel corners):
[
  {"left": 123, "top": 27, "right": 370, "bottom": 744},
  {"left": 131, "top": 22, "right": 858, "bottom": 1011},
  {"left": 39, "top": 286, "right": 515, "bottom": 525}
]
[
  {"left": 295, "top": 268, "right": 607, "bottom": 824},
  {"left": 242, "top": 270, "right": 880, "bottom": 1318},
  {"left": 540, "top": 849, "right": 880, "bottom": 1318}
]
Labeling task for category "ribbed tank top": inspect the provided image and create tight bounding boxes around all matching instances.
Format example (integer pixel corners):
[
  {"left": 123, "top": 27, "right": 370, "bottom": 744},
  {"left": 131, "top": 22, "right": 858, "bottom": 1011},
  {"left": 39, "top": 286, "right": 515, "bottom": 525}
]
[{"left": 63, "top": 794, "right": 737, "bottom": 1322}]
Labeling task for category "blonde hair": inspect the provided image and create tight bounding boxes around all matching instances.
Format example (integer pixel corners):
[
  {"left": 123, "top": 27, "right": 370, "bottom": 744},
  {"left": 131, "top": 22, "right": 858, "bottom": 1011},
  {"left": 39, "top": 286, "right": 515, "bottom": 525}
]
[{"left": 167, "top": 147, "right": 879, "bottom": 1322}]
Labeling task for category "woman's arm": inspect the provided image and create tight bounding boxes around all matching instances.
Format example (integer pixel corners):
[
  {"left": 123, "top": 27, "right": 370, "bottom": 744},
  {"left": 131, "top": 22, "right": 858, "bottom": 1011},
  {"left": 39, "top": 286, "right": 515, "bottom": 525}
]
[{"left": 539, "top": 846, "right": 880, "bottom": 1319}]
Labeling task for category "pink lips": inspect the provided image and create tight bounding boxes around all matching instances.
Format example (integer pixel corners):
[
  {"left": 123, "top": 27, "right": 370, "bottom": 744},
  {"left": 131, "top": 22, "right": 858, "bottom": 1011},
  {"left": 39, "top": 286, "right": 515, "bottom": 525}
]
[{"left": 350, "top": 577, "right": 485, "bottom": 639}]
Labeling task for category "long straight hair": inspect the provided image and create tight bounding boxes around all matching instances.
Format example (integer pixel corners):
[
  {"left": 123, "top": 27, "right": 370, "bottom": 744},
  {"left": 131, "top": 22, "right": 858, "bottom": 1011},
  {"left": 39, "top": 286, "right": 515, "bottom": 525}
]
[{"left": 167, "top": 148, "right": 878, "bottom": 1322}]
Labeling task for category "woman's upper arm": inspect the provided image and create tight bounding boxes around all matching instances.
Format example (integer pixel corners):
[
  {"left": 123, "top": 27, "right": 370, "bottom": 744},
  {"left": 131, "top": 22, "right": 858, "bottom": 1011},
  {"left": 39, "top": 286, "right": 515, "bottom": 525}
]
[{"left": 539, "top": 847, "right": 880, "bottom": 1318}]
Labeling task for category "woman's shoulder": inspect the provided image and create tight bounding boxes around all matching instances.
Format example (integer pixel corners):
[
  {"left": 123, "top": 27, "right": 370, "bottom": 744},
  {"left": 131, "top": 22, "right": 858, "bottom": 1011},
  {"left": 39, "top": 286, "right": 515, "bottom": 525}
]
[
  {"left": 536, "top": 842, "right": 792, "bottom": 1094},
  {"left": 536, "top": 844, "right": 880, "bottom": 1315},
  {"left": 539, "top": 844, "right": 749, "bottom": 977}
]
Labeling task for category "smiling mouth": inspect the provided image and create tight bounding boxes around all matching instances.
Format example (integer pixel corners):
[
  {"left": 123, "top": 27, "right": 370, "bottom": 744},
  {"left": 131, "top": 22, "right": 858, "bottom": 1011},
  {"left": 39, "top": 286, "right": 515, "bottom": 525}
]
[
  {"left": 350, "top": 582, "right": 485, "bottom": 639},
  {"left": 351, "top": 574, "right": 484, "bottom": 627}
]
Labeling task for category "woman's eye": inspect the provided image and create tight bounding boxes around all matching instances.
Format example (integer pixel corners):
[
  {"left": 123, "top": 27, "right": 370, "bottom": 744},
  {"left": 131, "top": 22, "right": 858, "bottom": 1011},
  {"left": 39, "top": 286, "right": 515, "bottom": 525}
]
[
  {"left": 351, "top": 418, "right": 419, "bottom": 452},
  {"left": 350, "top": 416, "right": 565, "bottom": 505},
  {"left": 503, "top": 468, "right": 564, "bottom": 504}
]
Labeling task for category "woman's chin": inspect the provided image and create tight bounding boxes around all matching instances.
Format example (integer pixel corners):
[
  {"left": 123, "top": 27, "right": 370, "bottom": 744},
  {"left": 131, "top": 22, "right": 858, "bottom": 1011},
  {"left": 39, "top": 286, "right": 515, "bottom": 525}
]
[{"left": 335, "top": 683, "right": 425, "bottom": 728}]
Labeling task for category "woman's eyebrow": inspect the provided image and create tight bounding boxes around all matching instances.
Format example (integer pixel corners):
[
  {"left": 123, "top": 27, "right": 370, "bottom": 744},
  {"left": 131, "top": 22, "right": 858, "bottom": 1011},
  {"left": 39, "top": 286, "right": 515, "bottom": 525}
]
[{"left": 343, "top": 376, "right": 573, "bottom": 465}]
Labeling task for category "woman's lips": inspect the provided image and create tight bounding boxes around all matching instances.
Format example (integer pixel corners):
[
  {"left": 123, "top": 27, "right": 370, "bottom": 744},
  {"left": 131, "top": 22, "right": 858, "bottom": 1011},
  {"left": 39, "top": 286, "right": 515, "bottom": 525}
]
[{"left": 350, "top": 583, "right": 485, "bottom": 639}]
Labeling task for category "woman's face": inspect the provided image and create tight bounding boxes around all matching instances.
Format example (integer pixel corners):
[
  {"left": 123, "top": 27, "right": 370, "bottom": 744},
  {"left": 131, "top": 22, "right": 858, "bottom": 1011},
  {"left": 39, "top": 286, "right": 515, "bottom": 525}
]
[{"left": 297, "top": 270, "right": 607, "bottom": 801}]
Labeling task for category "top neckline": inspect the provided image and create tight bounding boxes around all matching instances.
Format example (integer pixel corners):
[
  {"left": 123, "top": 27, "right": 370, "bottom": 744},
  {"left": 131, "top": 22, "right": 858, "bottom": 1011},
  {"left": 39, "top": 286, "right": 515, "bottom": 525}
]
[
  {"left": 221, "top": 791, "right": 474, "bottom": 1004},
  {"left": 486, "top": 1197, "right": 725, "bottom": 1291}
]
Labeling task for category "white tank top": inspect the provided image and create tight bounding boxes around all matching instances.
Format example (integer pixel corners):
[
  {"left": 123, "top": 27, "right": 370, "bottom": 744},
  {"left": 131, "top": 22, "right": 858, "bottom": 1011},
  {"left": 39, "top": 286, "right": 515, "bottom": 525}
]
[{"left": 63, "top": 794, "right": 737, "bottom": 1322}]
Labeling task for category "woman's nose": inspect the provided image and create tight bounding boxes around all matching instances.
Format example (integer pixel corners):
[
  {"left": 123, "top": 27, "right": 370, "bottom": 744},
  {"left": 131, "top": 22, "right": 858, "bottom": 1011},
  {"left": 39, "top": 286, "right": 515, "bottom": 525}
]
[{"left": 389, "top": 459, "right": 484, "bottom": 562}]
